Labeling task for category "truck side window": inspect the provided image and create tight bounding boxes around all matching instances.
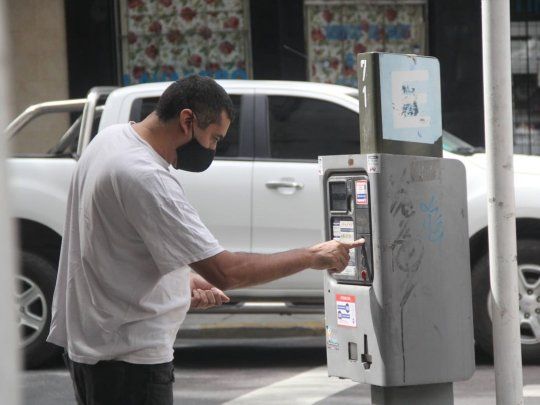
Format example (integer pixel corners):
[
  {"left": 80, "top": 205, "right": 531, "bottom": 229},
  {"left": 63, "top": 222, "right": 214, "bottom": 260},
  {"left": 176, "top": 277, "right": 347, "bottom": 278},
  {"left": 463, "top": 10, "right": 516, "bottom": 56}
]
[
  {"left": 131, "top": 95, "right": 241, "bottom": 158},
  {"left": 268, "top": 96, "right": 360, "bottom": 161},
  {"left": 9, "top": 111, "right": 78, "bottom": 156}
]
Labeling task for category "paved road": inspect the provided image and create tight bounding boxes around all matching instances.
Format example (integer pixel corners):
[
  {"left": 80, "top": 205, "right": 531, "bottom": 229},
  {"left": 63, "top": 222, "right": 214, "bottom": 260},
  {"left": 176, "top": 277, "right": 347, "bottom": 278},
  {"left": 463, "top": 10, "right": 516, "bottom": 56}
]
[{"left": 22, "top": 337, "right": 540, "bottom": 404}]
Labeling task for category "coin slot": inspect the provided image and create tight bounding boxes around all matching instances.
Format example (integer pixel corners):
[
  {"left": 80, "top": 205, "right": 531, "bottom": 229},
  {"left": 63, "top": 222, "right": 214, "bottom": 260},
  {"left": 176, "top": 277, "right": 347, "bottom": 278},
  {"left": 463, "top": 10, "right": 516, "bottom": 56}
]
[{"left": 348, "top": 342, "right": 358, "bottom": 361}]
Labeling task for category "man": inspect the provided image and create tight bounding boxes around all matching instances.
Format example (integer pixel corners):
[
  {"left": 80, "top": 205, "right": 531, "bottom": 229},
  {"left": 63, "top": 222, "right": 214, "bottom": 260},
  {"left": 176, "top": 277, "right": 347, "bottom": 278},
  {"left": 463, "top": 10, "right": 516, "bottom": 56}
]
[{"left": 47, "top": 75, "right": 362, "bottom": 405}]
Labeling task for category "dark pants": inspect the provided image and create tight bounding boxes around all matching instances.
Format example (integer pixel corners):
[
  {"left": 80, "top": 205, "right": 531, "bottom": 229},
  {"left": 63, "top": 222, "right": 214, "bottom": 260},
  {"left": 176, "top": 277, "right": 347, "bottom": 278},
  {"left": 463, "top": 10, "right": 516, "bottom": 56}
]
[{"left": 63, "top": 352, "right": 174, "bottom": 405}]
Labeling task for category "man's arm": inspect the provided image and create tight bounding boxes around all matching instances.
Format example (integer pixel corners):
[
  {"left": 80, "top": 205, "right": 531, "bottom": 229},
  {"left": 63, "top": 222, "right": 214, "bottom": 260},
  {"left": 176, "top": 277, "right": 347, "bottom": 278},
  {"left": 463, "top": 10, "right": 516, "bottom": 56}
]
[{"left": 190, "top": 239, "right": 364, "bottom": 291}]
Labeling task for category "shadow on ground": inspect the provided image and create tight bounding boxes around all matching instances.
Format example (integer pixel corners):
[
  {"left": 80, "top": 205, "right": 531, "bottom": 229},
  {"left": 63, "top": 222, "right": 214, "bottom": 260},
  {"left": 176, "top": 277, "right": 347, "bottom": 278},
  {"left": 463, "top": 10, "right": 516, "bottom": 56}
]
[
  {"left": 172, "top": 337, "right": 503, "bottom": 369},
  {"left": 173, "top": 337, "right": 327, "bottom": 369},
  {"left": 33, "top": 337, "right": 540, "bottom": 372}
]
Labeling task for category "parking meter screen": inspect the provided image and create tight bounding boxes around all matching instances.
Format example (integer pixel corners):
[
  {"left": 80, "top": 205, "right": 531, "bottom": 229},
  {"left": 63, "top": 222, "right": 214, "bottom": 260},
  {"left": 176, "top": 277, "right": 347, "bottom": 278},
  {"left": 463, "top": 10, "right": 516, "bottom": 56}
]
[{"left": 329, "top": 182, "right": 347, "bottom": 211}]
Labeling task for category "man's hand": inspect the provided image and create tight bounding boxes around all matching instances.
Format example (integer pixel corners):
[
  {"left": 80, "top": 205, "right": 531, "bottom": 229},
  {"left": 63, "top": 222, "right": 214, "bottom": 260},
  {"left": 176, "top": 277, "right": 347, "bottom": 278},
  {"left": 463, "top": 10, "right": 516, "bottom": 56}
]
[
  {"left": 190, "top": 272, "right": 230, "bottom": 310},
  {"left": 308, "top": 238, "right": 365, "bottom": 272}
]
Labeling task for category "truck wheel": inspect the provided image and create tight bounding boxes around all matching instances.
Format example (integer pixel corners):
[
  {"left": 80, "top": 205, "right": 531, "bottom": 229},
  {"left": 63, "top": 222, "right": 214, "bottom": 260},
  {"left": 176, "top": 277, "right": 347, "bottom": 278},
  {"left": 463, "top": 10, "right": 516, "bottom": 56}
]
[
  {"left": 16, "top": 252, "right": 60, "bottom": 368},
  {"left": 472, "top": 239, "right": 540, "bottom": 361}
]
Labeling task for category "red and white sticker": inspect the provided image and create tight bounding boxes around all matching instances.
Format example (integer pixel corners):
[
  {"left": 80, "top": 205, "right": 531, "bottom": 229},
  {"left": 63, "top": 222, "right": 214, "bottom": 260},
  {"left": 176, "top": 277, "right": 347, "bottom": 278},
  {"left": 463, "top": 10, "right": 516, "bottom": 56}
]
[
  {"left": 336, "top": 294, "right": 357, "bottom": 327},
  {"left": 355, "top": 179, "right": 368, "bottom": 205}
]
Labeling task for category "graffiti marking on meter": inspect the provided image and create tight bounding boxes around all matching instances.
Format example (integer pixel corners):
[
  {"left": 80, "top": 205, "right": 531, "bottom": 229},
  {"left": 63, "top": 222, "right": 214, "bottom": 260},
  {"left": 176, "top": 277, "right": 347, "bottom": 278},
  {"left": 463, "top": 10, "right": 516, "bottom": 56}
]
[
  {"left": 355, "top": 180, "right": 368, "bottom": 205},
  {"left": 392, "top": 70, "right": 430, "bottom": 129},
  {"left": 336, "top": 294, "right": 357, "bottom": 327},
  {"left": 326, "top": 326, "right": 340, "bottom": 350},
  {"left": 420, "top": 194, "right": 444, "bottom": 243}
]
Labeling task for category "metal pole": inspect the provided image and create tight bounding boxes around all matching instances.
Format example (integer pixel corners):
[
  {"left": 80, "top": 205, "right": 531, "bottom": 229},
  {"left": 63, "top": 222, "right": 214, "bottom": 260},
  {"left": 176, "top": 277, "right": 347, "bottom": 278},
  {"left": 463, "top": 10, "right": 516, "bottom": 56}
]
[
  {"left": 0, "top": 0, "right": 21, "bottom": 404},
  {"left": 481, "top": 1, "right": 524, "bottom": 404},
  {"left": 371, "top": 383, "right": 453, "bottom": 405}
]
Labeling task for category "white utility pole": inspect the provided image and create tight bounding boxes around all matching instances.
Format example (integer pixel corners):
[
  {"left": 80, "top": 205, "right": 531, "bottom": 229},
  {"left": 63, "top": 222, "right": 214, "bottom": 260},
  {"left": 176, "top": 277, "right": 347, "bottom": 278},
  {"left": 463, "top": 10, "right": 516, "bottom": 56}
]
[
  {"left": 0, "top": 0, "right": 21, "bottom": 404},
  {"left": 481, "top": 1, "right": 524, "bottom": 404}
]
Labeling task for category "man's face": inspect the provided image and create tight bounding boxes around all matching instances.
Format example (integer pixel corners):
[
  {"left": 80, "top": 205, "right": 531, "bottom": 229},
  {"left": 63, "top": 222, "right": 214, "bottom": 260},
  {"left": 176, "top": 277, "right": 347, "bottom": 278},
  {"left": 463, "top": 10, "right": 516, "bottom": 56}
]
[{"left": 192, "top": 110, "right": 231, "bottom": 151}]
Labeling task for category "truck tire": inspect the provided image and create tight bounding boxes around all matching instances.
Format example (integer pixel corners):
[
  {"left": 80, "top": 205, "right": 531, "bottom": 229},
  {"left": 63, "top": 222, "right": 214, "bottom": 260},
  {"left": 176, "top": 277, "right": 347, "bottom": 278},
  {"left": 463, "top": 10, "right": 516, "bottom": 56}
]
[
  {"left": 16, "top": 252, "right": 60, "bottom": 368},
  {"left": 472, "top": 239, "right": 540, "bottom": 362}
]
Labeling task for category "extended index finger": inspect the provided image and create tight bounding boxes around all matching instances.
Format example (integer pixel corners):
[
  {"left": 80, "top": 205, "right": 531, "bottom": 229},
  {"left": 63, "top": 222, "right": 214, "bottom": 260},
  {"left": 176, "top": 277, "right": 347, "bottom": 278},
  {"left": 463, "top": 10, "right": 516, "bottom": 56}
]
[{"left": 341, "top": 238, "right": 365, "bottom": 249}]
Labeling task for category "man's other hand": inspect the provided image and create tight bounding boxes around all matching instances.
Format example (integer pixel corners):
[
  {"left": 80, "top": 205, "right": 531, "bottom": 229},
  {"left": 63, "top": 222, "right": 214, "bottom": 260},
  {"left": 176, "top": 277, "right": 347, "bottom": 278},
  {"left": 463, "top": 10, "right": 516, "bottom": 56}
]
[
  {"left": 308, "top": 238, "right": 365, "bottom": 272},
  {"left": 190, "top": 272, "right": 230, "bottom": 309}
]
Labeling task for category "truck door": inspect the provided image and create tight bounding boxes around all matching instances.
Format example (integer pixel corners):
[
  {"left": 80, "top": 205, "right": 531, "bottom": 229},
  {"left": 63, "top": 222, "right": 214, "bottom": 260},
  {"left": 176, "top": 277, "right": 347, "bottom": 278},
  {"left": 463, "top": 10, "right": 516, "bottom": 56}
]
[{"left": 250, "top": 91, "right": 360, "bottom": 295}]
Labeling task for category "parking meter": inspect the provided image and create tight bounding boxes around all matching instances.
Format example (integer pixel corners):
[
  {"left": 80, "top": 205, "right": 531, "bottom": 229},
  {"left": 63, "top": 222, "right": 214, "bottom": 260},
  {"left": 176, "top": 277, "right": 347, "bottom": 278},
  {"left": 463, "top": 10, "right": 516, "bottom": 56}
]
[{"left": 320, "top": 53, "right": 475, "bottom": 405}]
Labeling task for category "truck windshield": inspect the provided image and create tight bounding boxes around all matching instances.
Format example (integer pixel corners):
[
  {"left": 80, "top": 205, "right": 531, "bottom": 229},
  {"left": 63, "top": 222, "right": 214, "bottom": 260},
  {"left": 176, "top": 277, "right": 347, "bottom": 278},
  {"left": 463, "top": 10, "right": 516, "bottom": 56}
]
[{"left": 442, "top": 130, "right": 483, "bottom": 155}]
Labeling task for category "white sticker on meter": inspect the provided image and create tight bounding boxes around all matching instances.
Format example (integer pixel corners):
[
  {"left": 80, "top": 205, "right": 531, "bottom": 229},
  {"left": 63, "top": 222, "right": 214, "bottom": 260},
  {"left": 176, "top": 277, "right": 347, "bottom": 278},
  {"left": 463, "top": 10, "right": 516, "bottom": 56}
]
[
  {"left": 333, "top": 220, "right": 356, "bottom": 276},
  {"left": 339, "top": 221, "right": 354, "bottom": 243},
  {"left": 340, "top": 263, "right": 356, "bottom": 277},
  {"left": 355, "top": 179, "right": 368, "bottom": 205},
  {"left": 367, "top": 154, "right": 380, "bottom": 173},
  {"left": 336, "top": 294, "right": 357, "bottom": 327},
  {"left": 332, "top": 219, "right": 341, "bottom": 240}
]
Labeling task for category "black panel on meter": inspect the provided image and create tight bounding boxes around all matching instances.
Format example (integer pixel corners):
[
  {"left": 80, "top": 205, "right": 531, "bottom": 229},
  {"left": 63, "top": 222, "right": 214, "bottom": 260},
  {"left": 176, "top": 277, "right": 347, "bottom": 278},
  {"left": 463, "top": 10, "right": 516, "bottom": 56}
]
[{"left": 325, "top": 173, "right": 373, "bottom": 285}]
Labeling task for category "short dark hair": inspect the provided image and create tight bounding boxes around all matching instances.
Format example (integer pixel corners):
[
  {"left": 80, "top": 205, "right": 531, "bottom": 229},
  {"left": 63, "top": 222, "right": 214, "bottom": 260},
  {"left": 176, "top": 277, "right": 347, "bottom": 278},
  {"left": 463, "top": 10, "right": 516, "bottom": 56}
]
[{"left": 155, "top": 75, "right": 234, "bottom": 128}]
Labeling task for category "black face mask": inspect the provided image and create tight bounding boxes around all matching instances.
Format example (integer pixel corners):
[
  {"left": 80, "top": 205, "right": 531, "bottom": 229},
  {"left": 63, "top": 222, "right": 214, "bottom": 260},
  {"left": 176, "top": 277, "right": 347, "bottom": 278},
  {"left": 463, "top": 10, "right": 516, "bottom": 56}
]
[{"left": 175, "top": 120, "right": 215, "bottom": 172}]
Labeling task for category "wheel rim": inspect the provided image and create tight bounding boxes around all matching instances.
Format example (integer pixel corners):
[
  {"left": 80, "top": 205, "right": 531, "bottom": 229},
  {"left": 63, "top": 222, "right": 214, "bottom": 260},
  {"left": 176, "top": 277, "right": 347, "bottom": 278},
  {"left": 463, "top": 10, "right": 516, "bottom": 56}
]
[
  {"left": 487, "top": 263, "right": 540, "bottom": 345},
  {"left": 15, "top": 275, "right": 47, "bottom": 348}
]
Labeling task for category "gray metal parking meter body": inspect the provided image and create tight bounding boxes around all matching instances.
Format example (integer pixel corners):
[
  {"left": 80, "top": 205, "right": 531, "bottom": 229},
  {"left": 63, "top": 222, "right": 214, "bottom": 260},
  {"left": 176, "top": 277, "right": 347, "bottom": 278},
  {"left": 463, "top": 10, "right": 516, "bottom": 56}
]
[{"left": 321, "top": 53, "right": 475, "bottom": 404}]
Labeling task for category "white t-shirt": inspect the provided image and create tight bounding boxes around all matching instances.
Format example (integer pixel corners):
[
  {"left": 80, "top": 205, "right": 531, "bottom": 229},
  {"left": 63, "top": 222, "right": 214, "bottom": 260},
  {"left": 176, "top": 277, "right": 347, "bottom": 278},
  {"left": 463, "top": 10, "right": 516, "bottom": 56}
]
[{"left": 47, "top": 123, "right": 223, "bottom": 365}]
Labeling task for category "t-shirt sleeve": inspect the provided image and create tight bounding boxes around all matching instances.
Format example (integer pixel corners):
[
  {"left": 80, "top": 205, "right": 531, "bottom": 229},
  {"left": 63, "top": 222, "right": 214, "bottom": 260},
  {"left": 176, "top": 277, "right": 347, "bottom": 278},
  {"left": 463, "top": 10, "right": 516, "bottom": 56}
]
[{"left": 121, "top": 169, "right": 224, "bottom": 275}]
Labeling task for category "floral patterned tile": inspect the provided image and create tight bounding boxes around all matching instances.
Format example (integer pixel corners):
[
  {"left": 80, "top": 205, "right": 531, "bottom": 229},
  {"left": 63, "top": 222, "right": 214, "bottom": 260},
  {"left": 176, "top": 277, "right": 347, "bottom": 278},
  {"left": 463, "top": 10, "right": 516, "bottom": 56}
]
[
  {"left": 205, "top": 10, "right": 244, "bottom": 32},
  {"left": 311, "top": 59, "right": 343, "bottom": 84},
  {"left": 341, "top": 4, "right": 383, "bottom": 26},
  {"left": 127, "top": 0, "right": 158, "bottom": 16},
  {"left": 306, "top": 3, "right": 426, "bottom": 86},
  {"left": 207, "top": 31, "right": 244, "bottom": 67},
  {"left": 311, "top": 42, "right": 342, "bottom": 61},
  {"left": 176, "top": 5, "right": 204, "bottom": 31},
  {"left": 127, "top": 15, "right": 154, "bottom": 35},
  {"left": 122, "top": 0, "right": 250, "bottom": 84},
  {"left": 155, "top": 0, "right": 181, "bottom": 15},
  {"left": 201, "top": 0, "right": 243, "bottom": 12}
]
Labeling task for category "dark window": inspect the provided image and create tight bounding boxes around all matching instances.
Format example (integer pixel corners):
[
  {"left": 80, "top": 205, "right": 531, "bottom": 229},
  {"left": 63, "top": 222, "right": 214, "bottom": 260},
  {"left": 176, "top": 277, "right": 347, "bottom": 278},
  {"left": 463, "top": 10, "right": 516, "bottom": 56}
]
[
  {"left": 268, "top": 96, "right": 359, "bottom": 160},
  {"left": 129, "top": 95, "right": 241, "bottom": 158},
  {"left": 65, "top": 0, "right": 119, "bottom": 98},
  {"left": 249, "top": 0, "right": 306, "bottom": 80}
]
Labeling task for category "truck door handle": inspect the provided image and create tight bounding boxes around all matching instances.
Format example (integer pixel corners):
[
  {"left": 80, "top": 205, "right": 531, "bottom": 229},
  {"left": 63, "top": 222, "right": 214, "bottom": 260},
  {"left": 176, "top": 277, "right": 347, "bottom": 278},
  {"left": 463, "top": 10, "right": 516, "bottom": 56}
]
[{"left": 265, "top": 181, "right": 304, "bottom": 190}]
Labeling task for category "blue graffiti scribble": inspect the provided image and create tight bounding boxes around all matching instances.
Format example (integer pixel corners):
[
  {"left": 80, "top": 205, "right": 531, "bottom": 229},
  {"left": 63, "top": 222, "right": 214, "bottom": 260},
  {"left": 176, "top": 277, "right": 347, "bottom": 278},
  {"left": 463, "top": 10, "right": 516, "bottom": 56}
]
[
  {"left": 402, "top": 84, "right": 416, "bottom": 95},
  {"left": 401, "top": 102, "right": 419, "bottom": 117},
  {"left": 420, "top": 195, "right": 444, "bottom": 243},
  {"left": 401, "top": 85, "right": 419, "bottom": 117}
]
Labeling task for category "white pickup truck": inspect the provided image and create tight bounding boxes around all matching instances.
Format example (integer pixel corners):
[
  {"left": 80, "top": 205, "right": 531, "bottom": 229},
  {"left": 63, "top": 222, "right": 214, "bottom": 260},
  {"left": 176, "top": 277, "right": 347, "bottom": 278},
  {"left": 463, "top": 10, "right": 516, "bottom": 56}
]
[{"left": 6, "top": 81, "right": 540, "bottom": 368}]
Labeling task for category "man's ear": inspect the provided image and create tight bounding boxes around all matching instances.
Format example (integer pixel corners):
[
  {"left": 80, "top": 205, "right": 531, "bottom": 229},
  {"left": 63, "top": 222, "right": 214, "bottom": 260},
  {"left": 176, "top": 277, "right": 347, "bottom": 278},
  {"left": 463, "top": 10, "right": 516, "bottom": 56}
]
[{"left": 178, "top": 108, "right": 194, "bottom": 136}]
